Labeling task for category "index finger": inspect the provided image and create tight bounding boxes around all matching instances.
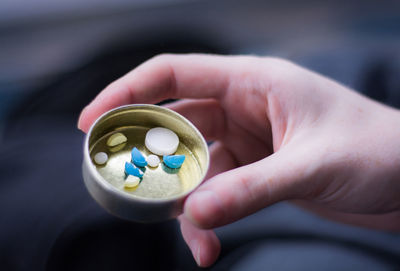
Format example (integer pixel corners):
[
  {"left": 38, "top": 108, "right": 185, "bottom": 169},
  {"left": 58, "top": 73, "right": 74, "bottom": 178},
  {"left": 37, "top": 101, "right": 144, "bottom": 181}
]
[{"left": 78, "top": 53, "right": 238, "bottom": 132}]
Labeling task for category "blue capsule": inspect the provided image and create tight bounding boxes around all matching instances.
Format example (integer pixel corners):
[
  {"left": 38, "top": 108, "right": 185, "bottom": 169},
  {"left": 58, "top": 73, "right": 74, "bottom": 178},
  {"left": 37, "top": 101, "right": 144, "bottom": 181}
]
[
  {"left": 131, "top": 147, "right": 147, "bottom": 167},
  {"left": 124, "top": 162, "right": 144, "bottom": 178},
  {"left": 163, "top": 155, "right": 185, "bottom": 169}
]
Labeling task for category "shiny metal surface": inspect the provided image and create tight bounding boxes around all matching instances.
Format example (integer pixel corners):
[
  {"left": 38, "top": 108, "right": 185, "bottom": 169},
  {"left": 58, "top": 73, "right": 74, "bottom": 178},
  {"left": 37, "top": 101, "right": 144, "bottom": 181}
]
[{"left": 82, "top": 104, "right": 209, "bottom": 222}]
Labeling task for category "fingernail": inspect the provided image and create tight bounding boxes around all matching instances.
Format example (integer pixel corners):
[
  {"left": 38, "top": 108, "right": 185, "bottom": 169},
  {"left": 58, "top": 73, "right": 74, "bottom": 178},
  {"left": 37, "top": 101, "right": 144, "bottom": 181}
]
[
  {"left": 189, "top": 240, "right": 202, "bottom": 266},
  {"left": 77, "top": 106, "right": 88, "bottom": 131},
  {"left": 186, "top": 190, "right": 225, "bottom": 228}
]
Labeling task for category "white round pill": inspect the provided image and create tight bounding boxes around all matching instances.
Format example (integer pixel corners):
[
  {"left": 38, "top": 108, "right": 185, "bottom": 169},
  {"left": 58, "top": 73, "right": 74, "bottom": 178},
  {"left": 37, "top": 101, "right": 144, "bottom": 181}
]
[
  {"left": 94, "top": 152, "right": 108, "bottom": 165},
  {"left": 145, "top": 127, "right": 179, "bottom": 156},
  {"left": 146, "top": 154, "right": 160, "bottom": 167},
  {"left": 124, "top": 175, "right": 140, "bottom": 188}
]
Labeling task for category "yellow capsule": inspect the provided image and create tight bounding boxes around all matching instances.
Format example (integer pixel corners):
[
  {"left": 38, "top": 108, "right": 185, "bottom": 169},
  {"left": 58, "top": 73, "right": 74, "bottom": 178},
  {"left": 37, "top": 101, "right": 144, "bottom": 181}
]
[
  {"left": 109, "top": 142, "right": 126, "bottom": 153},
  {"left": 107, "top": 132, "right": 127, "bottom": 147},
  {"left": 124, "top": 175, "right": 140, "bottom": 189}
]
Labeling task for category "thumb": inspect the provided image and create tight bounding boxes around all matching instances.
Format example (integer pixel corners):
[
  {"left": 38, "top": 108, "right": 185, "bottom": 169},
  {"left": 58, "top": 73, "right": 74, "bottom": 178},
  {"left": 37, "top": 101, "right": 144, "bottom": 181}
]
[{"left": 184, "top": 146, "right": 309, "bottom": 229}]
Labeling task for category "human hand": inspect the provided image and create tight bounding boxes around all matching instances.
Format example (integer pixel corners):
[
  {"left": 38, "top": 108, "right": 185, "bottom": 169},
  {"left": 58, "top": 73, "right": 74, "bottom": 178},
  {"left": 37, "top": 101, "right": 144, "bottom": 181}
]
[{"left": 78, "top": 54, "right": 400, "bottom": 267}]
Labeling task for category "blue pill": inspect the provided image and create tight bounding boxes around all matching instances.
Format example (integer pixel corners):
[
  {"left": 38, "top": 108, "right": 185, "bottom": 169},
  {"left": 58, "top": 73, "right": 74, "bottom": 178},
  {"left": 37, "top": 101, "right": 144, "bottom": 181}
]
[
  {"left": 163, "top": 155, "right": 185, "bottom": 169},
  {"left": 131, "top": 147, "right": 147, "bottom": 167},
  {"left": 125, "top": 162, "right": 144, "bottom": 178}
]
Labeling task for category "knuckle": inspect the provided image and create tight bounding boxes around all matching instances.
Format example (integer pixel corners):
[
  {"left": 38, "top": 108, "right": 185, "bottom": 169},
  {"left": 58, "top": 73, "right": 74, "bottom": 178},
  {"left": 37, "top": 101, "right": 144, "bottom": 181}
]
[{"left": 237, "top": 174, "right": 258, "bottom": 203}]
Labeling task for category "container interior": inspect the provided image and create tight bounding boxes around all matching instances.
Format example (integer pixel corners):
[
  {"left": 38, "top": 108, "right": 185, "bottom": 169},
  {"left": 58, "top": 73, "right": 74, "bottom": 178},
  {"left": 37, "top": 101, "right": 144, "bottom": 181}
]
[{"left": 88, "top": 105, "right": 208, "bottom": 199}]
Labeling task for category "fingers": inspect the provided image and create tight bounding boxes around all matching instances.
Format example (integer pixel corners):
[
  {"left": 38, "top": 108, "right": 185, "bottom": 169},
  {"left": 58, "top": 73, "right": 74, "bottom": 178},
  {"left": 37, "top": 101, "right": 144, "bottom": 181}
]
[
  {"left": 205, "top": 141, "right": 238, "bottom": 180},
  {"left": 177, "top": 142, "right": 237, "bottom": 267},
  {"left": 174, "top": 140, "right": 238, "bottom": 268},
  {"left": 165, "top": 99, "right": 226, "bottom": 141},
  {"left": 167, "top": 99, "right": 272, "bottom": 166},
  {"left": 178, "top": 215, "right": 220, "bottom": 267},
  {"left": 78, "top": 54, "right": 238, "bottom": 133},
  {"left": 293, "top": 200, "right": 400, "bottom": 232},
  {"left": 184, "top": 146, "right": 307, "bottom": 229}
]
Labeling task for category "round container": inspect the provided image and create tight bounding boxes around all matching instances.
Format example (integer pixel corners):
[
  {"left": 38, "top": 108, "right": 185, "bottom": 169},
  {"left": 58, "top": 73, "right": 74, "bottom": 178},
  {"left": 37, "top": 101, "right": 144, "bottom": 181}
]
[{"left": 82, "top": 104, "right": 209, "bottom": 223}]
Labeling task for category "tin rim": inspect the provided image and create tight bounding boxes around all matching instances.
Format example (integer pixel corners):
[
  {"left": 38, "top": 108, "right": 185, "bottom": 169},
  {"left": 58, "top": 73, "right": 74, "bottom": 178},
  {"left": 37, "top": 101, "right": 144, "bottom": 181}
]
[{"left": 84, "top": 104, "right": 210, "bottom": 204}]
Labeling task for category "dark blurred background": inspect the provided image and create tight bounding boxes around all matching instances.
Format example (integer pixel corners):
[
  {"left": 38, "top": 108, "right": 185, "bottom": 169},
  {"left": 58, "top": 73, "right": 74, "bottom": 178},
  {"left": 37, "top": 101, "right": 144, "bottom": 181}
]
[{"left": 0, "top": 0, "right": 399, "bottom": 270}]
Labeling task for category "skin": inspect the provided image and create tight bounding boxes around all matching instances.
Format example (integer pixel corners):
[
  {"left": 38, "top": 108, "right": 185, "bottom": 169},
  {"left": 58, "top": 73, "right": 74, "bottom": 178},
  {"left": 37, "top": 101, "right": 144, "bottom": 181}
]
[{"left": 78, "top": 54, "right": 400, "bottom": 267}]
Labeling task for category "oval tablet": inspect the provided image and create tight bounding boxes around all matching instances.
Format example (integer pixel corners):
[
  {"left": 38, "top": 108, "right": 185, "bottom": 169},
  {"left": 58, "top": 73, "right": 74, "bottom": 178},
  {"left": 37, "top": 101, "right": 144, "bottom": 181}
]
[
  {"left": 145, "top": 127, "right": 179, "bottom": 156},
  {"left": 107, "top": 132, "right": 127, "bottom": 147}
]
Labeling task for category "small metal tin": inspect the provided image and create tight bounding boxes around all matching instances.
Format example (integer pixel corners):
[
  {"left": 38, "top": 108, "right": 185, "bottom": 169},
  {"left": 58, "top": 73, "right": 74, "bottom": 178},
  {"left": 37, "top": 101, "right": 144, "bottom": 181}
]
[{"left": 82, "top": 104, "right": 209, "bottom": 223}]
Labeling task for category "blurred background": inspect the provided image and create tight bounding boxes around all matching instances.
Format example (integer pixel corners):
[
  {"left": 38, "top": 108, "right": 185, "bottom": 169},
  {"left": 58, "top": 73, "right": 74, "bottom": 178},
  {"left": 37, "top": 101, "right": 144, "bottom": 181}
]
[{"left": 1, "top": 0, "right": 399, "bottom": 270}]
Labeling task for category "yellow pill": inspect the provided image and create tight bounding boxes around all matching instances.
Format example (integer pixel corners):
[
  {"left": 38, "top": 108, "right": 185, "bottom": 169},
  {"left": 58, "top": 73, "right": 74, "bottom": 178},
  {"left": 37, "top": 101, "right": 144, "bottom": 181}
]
[
  {"left": 124, "top": 175, "right": 140, "bottom": 188},
  {"left": 109, "top": 142, "right": 126, "bottom": 153},
  {"left": 107, "top": 132, "right": 127, "bottom": 147}
]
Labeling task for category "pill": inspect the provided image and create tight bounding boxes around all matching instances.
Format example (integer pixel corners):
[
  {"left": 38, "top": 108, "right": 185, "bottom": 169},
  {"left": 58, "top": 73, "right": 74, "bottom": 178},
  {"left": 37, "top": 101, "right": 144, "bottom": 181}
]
[
  {"left": 94, "top": 152, "right": 108, "bottom": 165},
  {"left": 145, "top": 127, "right": 179, "bottom": 156},
  {"left": 147, "top": 154, "right": 160, "bottom": 167},
  {"left": 124, "top": 175, "right": 140, "bottom": 188},
  {"left": 107, "top": 132, "right": 127, "bottom": 147},
  {"left": 131, "top": 147, "right": 147, "bottom": 167},
  {"left": 124, "top": 162, "right": 144, "bottom": 178},
  {"left": 109, "top": 143, "right": 126, "bottom": 153},
  {"left": 163, "top": 155, "right": 185, "bottom": 169}
]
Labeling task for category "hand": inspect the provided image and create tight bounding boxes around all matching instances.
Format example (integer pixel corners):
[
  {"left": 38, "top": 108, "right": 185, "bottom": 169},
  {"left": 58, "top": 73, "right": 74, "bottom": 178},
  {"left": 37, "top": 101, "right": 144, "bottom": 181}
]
[{"left": 78, "top": 54, "right": 400, "bottom": 267}]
